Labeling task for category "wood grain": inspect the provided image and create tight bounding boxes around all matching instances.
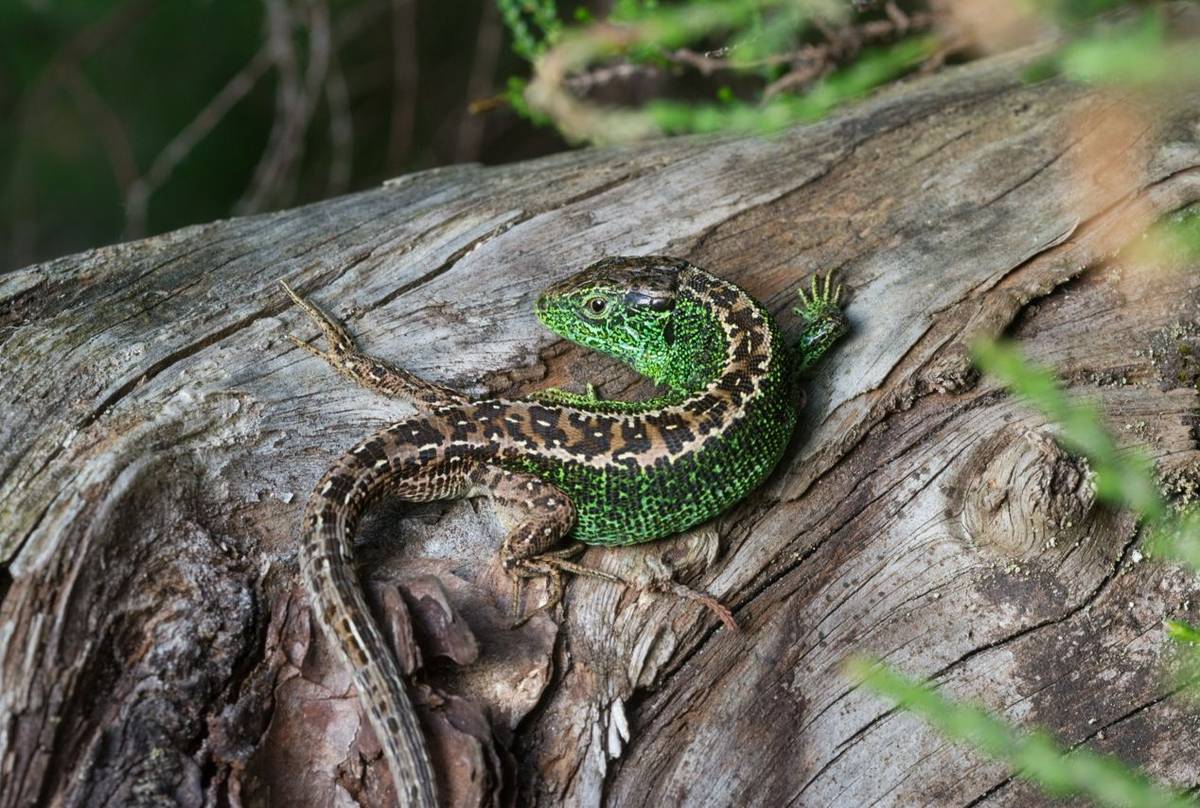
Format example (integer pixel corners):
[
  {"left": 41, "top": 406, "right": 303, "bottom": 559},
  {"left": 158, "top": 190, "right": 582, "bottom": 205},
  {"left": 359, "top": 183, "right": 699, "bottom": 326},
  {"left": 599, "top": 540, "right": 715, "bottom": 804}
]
[{"left": 3, "top": 43, "right": 1200, "bottom": 807}]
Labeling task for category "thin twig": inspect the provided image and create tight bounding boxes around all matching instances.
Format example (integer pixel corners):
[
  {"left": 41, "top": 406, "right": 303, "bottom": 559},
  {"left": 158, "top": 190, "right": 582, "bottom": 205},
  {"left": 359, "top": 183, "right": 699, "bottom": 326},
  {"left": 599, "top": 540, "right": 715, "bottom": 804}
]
[
  {"left": 235, "top": 0, "right": 304, "bottom": 216},
  {"left": 884, "top": 0, "right": 910, "bottom": 32},
  {"left": 764, "top": 11, "right": 936, "bottom": 98},
  {"left": 555, "top": 10, "right": 936, "bottom": 107},
  {"left": 275, "top": 0, "right": 333, "bottom": 208},
  {"left": 564, "top": 62, "right": 663, "bottom": 94},
  {"left": 123, "top": 46, "right": 273, "bottom": 238},
  {"left": 386, "top": 0, "right": 418, "bottom": 174},
  {"left": 920, "top": 33, "right": 973, "bottom": 74},
  {"left": 456, "top": 0, "right": 505, "bottom": 161},
  {"left": 6, "top": 0, "right": 154, "bottom": 268},
  {"left": 61, "top": 69, "right": 139, "bottom": 195},
  {"left": 325, "top": 47, "right": 353, "bottom": 196},
  {"left": 763, "top": 53, "right": 834, "bottom": 98},
  {"left": 233, "top": 0, "right": 331, "bottom": 214},
  {"left": 331, "top": 0, "right": 390, "bottom": 43},
  {"left": 126, "top": 0, "right": 384, "bottom": 233},
  {"left": 671, "top": 11, "right": 934, "bottom": 77}
]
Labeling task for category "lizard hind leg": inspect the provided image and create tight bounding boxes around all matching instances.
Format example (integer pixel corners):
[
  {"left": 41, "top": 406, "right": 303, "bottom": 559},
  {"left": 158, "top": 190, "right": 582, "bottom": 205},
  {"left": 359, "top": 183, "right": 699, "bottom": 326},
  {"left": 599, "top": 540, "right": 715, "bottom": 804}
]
[
  {"left": 470, "top": 465, "right": 619, "bottom": 622},
  {"left": 279, "top": 280, "right": 469, "bottom": 408}
]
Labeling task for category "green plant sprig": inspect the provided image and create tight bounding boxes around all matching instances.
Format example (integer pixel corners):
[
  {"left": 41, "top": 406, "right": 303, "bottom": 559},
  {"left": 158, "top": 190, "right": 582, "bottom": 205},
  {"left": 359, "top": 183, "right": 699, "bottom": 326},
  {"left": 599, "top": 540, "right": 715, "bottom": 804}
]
[{"left": 847, "top": 657, "right": 1199, "bottom": 808}]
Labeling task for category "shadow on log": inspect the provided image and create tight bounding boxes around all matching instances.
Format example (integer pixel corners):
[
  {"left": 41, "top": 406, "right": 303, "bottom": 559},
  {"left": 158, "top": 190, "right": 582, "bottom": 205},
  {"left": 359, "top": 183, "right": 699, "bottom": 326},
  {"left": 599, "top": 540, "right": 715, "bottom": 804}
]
[{"left": 4, "top": 38, "right": 1200, "bottom": 807}]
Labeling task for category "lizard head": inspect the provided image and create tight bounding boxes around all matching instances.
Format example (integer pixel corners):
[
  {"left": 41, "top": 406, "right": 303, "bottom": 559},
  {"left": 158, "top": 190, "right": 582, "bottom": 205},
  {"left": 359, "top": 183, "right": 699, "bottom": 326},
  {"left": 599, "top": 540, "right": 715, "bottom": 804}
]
[{"left": 535, "top": 256, "right": 687, "bottom": 384}]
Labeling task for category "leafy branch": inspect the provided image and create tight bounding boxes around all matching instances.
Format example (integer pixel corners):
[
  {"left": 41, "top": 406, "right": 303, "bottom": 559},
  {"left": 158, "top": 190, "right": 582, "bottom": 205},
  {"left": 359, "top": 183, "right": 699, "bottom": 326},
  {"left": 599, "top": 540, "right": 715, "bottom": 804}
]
[
  {"left": 500, "top": 0, "right": 934, "bottom": 144},
  {"left": 847, "top": 658, "right": 1199, "bottom": 808},
  {"left": 496, "top": 1, "right": 1200, "bottom": 145}
]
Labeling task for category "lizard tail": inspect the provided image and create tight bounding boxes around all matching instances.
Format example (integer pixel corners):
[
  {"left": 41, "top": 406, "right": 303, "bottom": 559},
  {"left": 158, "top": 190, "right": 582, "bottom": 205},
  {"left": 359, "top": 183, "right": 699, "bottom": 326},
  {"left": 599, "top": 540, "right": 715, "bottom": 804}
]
[{"left": 299, "top": 422, "right": 453, "bottom": 808}]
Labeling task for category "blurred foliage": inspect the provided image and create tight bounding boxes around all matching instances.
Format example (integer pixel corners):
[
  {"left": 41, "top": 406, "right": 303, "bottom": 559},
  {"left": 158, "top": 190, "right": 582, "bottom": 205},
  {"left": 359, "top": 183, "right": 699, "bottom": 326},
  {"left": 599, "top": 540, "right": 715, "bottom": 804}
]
[
  {"left": 974, "top": 332, "right": 1200, "bottom": 705},
  {"left": 643, "top": 35, "right": 936, "bottom": 134},
  {"left": 971, "top": 338, "right": 1200, "bottom": 573},
  {"left": 1166, "top": 619, "right": 1200, "bottom": 644},
  {"left": 1125, "top": 204, "right": 1200, "bottom": 266},
  {"left": 848, "top": 658, "right": 1199, "bottom": 808},
  {"left": 1053, "top": 8, "right": 1200, "bottom": 86},
  {"left": 500, "top": 0, "right": 1200, "bottom": 144},
  {"left": 497, "top": 0, "right": 562, "bottom": 59},
  {"left": 972, "top": 340, "right": 1167, "bottom": 521},
  {"left": 843, "top": 83, "right": 1200, "bottom": 797}
]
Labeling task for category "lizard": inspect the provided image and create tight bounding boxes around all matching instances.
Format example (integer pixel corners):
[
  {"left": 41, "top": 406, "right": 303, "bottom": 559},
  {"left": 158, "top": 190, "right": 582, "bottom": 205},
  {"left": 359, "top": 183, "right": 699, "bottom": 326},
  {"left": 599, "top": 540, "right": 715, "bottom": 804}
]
[{"left": 282, "top": 255, "right": 848, "bottom": 807}]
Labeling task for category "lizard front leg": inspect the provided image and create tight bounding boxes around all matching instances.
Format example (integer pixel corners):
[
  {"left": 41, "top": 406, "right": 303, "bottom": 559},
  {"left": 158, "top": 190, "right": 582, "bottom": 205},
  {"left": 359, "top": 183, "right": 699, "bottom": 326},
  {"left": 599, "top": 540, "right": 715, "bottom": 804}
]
[
  {"left": 793, "top": 272, "right": 848, "bottom": 373},
  {"left": 524, "top": 384, "right": 693, "bottom": 415},
  {"left": 280, "top": 280, "right": 470, "bottom": 408},
  {"left": 527, "top": 383, "right": 602, "bottom": 408}
]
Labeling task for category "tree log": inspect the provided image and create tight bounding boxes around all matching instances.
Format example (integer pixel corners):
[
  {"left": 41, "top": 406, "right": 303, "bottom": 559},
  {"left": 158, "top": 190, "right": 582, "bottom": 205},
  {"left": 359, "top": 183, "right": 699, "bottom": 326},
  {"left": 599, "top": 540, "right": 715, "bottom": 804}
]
[{"left": 4, "top": 42, "right": 1200, "bottom": 807}]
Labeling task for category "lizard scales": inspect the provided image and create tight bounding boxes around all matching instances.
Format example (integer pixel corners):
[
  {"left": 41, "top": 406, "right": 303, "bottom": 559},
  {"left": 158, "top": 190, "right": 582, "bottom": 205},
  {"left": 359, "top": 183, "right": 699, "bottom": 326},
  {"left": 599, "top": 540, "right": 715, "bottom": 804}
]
[{"left": 289, "top": 255, "right": 847, "bottom": 806}]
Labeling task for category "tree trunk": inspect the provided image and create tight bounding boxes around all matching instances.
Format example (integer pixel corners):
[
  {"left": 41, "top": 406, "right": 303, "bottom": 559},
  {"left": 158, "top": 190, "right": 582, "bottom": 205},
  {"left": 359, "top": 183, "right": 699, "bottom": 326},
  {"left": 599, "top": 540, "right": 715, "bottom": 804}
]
[{"left": 4, "top": 42, "right": 1200, "bottom": 807}]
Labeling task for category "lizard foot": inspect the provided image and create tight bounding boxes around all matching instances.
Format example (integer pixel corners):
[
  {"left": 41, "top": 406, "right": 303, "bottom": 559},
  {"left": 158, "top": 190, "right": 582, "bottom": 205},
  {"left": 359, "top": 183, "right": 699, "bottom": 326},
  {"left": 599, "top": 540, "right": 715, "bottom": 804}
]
[
  {"left": 279, "top": 279, "right": 359, "bottom": 363},
  {"left": 528, "top": 383, "right": 604, "bottom": 407},
  {"left": 793, "top": 271, "right": 850, "bottom": 372},
  {"left": 506, "top": 548, "right": 737, "bottom": 631},
  {"left": 507, "top": 546, "right": 623, "bottom": 627},
  {"left": 794, "top": 270, "right": 842, "bottom": 323}
]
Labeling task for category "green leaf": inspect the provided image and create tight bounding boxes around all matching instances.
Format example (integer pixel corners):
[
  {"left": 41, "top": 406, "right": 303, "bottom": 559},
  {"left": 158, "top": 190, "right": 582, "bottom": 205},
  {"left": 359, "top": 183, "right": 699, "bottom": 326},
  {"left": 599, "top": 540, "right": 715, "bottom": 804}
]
[
  {"left": 1057, "top": 10, "right": 1200, "bottom": 88},
  {"left": 1166, "top": 620, "right": 1200, "bottom": 645},
  {"left": 847, "top": 658, "right": 1199, "bottom": 808},
  {"left": 971, "top": 339, "right": 1167, "bottom": 522}
]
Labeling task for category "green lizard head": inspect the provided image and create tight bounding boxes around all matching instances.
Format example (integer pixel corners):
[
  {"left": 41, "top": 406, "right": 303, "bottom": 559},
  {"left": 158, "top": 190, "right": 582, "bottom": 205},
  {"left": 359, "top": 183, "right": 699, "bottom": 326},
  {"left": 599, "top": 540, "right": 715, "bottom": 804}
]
[{"left": 535, "top": 256, "right": 685, "bottom": 384}]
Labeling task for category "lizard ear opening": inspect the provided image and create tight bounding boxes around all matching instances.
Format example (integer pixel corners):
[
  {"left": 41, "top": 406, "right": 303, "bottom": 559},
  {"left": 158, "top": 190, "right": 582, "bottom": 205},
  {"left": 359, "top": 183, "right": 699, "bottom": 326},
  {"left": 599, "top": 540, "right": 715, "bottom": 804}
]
[{"left": 622, "top": 290, "right": 676, "bottom": 312}]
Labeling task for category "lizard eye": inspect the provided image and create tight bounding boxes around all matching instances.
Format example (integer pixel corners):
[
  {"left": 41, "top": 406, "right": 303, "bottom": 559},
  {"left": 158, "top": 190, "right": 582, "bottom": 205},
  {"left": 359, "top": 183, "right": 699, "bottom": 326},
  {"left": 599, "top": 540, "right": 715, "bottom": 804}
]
[{"left": 582, "top": 296, "right": 608, "bottom": 318}]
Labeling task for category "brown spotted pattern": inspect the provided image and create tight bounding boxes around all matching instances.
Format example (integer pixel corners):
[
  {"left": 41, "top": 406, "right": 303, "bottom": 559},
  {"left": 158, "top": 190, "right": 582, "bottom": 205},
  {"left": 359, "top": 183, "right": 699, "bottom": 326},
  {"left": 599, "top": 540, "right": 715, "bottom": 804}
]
[{"left": 289, "top": 260, "right": 797, "bottom": 807}]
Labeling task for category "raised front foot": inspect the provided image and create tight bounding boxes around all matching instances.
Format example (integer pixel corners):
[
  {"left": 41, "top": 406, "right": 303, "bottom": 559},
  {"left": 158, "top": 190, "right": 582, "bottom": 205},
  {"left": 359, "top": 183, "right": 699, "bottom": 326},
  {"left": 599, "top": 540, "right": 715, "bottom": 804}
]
[{"left": 794, "top": 271, "right": 849, "bottom": 373}]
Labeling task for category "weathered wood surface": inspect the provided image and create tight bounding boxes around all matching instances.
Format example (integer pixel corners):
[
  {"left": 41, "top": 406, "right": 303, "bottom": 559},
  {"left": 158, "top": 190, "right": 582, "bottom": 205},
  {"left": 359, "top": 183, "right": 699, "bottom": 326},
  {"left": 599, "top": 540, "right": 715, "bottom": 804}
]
[{"left": 5, "top": 44, "right": 1200, "bottom": 807}]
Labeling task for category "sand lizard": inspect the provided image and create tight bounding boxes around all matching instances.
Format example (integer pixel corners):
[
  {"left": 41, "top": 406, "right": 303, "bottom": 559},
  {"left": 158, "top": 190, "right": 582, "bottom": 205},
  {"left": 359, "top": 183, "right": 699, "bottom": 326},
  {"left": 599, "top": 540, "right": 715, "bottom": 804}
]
[{"left": 283, "top": 256, "right": 847, "bottom": 807}]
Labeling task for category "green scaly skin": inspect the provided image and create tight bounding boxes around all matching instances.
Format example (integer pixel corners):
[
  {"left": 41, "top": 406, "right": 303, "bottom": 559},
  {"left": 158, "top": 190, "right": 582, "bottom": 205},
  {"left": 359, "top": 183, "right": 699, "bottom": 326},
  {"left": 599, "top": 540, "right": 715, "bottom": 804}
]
[
  {"left": 516, "top": 258, "right": 846, "bottom": 545},
  {"left": 285, "top": 256, "right": 847, "bottom": 807}
]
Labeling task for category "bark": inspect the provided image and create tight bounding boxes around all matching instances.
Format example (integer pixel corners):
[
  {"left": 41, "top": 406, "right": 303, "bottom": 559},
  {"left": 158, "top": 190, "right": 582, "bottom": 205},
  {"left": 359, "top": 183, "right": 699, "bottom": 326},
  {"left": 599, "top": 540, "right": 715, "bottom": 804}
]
[{"left": 4, "top": 40, "right": 1200, "bottom": 808}]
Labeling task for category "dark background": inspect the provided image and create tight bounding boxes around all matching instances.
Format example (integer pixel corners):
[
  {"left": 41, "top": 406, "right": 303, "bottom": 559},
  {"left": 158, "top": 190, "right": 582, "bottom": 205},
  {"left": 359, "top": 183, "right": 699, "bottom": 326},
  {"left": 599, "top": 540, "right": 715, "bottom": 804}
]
[{"left": 0, "top": 0, "right": 570, "bottom": 273}]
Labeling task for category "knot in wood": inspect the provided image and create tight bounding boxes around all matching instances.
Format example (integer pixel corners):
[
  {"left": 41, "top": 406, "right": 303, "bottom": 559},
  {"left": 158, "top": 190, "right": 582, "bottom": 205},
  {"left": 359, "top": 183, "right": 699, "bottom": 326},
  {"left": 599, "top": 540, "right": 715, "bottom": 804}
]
[{"left": 958, "top": 428, "right": 1095, "bottom": 561}]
